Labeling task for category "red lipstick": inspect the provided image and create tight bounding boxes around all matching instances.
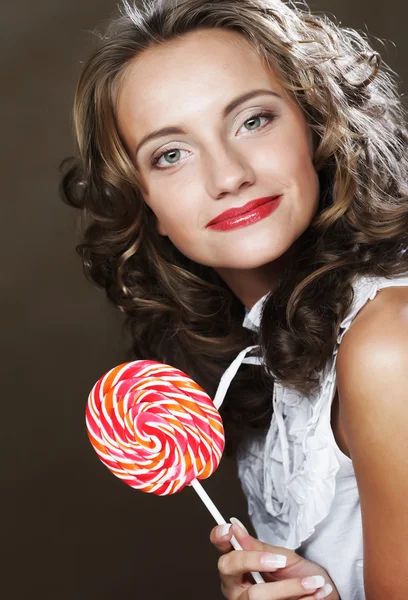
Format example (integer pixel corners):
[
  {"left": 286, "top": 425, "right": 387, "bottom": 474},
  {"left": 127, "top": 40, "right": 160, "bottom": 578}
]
[{"left": 206, "top": 195, "right": 282, "bottom": 231}]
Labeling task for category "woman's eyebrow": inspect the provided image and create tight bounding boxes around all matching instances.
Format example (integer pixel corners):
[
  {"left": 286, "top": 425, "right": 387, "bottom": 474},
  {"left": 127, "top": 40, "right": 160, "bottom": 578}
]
[
  {"left": 223, "top": 88, "right": 281, "bottom": 118},
  {"left": 134, "top": 88, "right": 281, "bottom": 158}
]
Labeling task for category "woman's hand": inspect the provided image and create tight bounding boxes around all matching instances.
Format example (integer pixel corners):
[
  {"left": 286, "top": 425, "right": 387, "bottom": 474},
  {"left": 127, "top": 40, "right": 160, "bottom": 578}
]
[{"left": 210, "top": 518, "right": 339, "bottom": 600}]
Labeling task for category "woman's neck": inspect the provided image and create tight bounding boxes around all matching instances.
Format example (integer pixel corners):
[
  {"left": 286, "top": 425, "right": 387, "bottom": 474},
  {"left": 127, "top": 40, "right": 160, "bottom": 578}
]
[{"left": 215, "top": 255, "right": 289, "bottom": 309}]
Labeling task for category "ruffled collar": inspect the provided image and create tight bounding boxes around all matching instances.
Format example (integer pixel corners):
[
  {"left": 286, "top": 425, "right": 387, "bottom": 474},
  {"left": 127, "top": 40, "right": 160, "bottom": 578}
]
[
  {"left": 230, "top": 291, "right": 341, "bottom": 550},
  {"left": 242, "top": 293, "right": 269, "bottom": 332}
]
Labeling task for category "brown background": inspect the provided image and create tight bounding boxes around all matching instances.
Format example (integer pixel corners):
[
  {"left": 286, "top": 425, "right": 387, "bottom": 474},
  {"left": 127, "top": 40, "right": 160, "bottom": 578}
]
[{"left": 2, "top": 1, "right": 406, "bottom": 598}]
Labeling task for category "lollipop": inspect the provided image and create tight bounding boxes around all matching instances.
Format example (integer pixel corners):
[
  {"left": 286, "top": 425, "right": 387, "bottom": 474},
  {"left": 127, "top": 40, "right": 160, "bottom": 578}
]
[
  {"left": 86, "top": 359, "right": 264, "bottom": 584},
  {"left": 86, "top": 359, "right": 224, "bottom": 495}
]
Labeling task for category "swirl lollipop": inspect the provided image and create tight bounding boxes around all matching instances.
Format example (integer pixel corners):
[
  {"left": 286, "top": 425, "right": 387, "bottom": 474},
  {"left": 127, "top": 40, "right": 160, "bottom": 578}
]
[
  {"left": 86, "top": 359, "right": 224, "bottom": 495},
  {"left": 86, "top": 359, "right": 264, "bottom": 584}
]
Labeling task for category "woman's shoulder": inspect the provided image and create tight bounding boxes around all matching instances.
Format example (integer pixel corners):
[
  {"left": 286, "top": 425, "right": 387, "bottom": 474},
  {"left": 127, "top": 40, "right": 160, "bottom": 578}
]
[
  {"left": 336, "top": 273, "right": 408, "bottom": 342},
  {"left": 335, "top": 281, "right": 408, "bottom": 434},
  {"left": 341, "top": 281, "right": 408, "bottom": 351},
  {"left": 337, "top": 280, "right": 408, "bottom": 377}
]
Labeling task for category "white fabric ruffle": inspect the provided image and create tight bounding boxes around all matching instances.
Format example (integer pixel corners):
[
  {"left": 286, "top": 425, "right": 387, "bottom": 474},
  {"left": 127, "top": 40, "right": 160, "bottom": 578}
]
[
  {"left": 216, "top": 292, "right": 342, "bottom": 548},
  {"left": 244, "top": 365, "right": 340, "bottom": 549}
]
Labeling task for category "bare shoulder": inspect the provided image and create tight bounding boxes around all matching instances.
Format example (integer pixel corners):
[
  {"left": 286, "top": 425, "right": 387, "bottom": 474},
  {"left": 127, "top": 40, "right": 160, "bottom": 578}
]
[
  {"left": 335, "top": 284, "right": 408, "bottom": 593},
  {"left": 335, "top": 283, "right": 408, "bottom": 457},
  {"left": 336, "top": 284, "right": 408, "bottom": 389}
]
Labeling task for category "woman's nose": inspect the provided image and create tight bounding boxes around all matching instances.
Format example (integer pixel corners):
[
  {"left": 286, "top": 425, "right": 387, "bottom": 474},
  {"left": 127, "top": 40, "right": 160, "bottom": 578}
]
[{"left": 204, "top": 145, "right": 256, "bottom": 199}]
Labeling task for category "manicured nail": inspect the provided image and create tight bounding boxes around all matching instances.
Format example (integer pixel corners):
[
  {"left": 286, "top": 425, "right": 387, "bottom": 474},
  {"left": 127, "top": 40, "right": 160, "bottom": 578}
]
[
  {"left": 302, "top": 575, "right": 325, "bottom": 590},
  {"left": 230, "top": 517, "right": 249, "bottom": 534},
  {"left": 315, "top": 583, "right": 333, "bottom": 599},
  {"left": 260, "top": 552, "right": 287, "bottom": 568},
  {"left": 216, "top": 523, "right": 231, "bottom": 538}
]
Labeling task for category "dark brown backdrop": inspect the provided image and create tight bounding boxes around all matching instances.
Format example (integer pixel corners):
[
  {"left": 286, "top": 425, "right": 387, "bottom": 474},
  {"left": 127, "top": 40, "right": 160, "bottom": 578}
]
[{"left": 2, "top": 1, "right": 406, "bottom": 598}]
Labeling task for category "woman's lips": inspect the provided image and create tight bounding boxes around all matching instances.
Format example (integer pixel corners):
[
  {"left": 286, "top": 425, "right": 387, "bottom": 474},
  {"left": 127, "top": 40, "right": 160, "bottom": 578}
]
[{"left": 206, "top": 195, "right": 282, "bottom": 231}]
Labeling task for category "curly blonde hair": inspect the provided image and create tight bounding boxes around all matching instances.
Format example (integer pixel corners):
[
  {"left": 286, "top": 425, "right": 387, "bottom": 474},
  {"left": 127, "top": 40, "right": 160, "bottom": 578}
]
[{"left": 60, "top": 0, "right": 408, "bottom": 452}]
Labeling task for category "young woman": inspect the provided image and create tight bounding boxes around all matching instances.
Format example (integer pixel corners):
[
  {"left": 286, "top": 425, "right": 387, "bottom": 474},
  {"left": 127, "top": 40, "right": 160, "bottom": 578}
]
[{"left": 60, "top": 0, "right": 408, "bottom": 598}]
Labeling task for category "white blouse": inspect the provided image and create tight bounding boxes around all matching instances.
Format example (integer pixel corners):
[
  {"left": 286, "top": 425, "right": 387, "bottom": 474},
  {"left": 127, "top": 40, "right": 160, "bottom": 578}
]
[{"left": 213, "top": 274, "right": 408, "bottom": 600}]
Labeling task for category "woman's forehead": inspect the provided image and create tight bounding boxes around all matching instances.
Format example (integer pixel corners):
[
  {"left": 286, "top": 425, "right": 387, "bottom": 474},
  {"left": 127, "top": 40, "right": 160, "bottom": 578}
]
[{"left": 116, "top": 28, "right": 282, "bottom": 127}]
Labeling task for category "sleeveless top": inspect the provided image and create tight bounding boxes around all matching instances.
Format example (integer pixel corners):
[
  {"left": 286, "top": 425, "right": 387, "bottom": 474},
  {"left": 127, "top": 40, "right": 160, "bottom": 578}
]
[{"left": 213, "top": 274, "right": 408, "bottom": 600}]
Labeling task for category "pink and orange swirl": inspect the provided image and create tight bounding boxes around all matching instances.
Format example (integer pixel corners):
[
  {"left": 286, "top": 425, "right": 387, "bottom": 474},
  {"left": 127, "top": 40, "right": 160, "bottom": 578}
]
[{"left": 86, "top": 360, "right": 225, "bottom": 495}]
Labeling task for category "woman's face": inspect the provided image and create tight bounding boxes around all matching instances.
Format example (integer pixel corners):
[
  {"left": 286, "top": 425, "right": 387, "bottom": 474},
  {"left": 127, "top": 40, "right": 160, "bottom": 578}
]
[{"left": 116, "top": 28, "right": 319, "bottom": 271}]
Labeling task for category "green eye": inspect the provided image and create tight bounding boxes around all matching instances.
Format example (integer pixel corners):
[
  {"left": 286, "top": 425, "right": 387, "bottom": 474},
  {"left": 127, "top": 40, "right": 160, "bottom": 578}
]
[
  {"left": 244, "top": 116, "right": 262, "bottom": 131},
  {"left": 151, "top": 147, "right": 187, "bottom": 169},
  {"left": 163, "top": 149, "right": 181, "bottom": 164}
]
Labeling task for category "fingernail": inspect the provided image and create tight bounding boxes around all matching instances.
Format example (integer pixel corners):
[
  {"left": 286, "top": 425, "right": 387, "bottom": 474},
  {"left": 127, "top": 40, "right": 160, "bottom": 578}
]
[
  {"left": 315, "top": 583, "right": 333, "bottom": 599},
  {"left": 216, "top": 523, "right": 231, "bottom": 538},
  {"left": 260, "top": 552, "right": 287, "bottom": 568},
  {"left": 302, "top": 575, "right": 325, "bottom": 590},
  {"left": 230, "top": 517, "right": 249, "bottom": 534}
]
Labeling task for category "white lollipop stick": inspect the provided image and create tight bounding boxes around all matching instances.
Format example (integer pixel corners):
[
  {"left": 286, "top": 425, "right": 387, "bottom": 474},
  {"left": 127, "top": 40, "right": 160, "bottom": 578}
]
[{"left": 190, "top": 479, "right": 265, "bottom": 584}]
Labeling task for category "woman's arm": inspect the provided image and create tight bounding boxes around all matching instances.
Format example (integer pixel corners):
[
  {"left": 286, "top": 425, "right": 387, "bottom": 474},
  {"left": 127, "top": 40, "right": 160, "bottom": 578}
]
[{"left": 336, "top": 286, "right": 408, "bottom": 599}]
